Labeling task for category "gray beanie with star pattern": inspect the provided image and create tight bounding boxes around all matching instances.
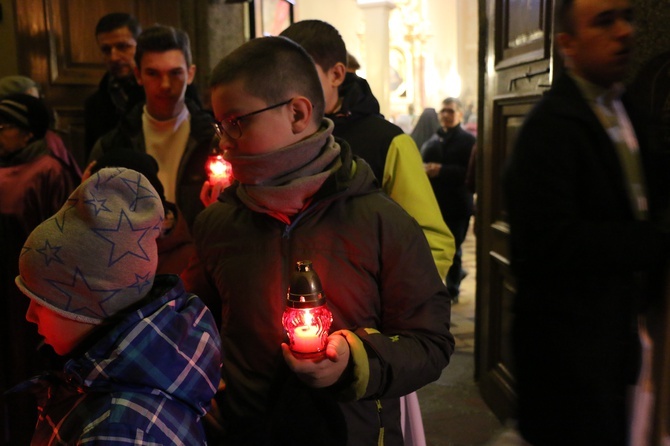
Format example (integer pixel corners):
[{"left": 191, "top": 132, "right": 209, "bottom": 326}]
[{"left": 15, "top": 167, "right": 165, "bottom": 324}]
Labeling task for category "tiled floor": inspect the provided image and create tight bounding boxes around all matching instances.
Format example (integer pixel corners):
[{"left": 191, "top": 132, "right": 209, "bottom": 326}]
[
  {"left": 449, "top": 224, "right": 477, "bottom": 356},
  {"left": 416, "top": 222, "right": 525, "bottom": 446}
]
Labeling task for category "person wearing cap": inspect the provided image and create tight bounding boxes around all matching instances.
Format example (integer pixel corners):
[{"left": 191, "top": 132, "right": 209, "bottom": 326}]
[
  {"left": 10, "top": 167, "right": 222, "bottom": 445},
  {"left": 0, "top": 75, "right": 40, "bottom": 98},
  {"left": 0, "top": 93, "right": 79, "bottom": 444},
  {"left": 0, "top": 75, "right": 82, "bottom": 179}
]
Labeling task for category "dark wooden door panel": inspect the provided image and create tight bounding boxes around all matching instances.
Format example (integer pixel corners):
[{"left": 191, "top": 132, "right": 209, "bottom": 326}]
[
  {"left": 15, "top": 0, "right": 185, "bottom": 169},
  {"left": 477, "top": 250, "right": 516, "bottom": 420},
  {"left": 496, "top": 0, "right": 550, "bottom": 69},
  {"left": 476, "top": 92, "right": 542, "bottom": 421}
]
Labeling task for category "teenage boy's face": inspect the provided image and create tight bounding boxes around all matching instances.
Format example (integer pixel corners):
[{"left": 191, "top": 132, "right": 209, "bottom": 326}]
[
  {"left": 136, "top": 49, "right": 196, "bottom": 121},
  {"left": 211, "top": 80, "right": 297, "bottom": 157},
  {"left": 25, "top": 300, "right": 95, "bottom": 355}
]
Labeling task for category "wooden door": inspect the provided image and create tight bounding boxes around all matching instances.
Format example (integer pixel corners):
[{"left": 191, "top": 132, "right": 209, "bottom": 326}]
[
  {"left": 13, "top": 0, "right": 189, "bottom": 169},
  {"left": 475, "top": 0, "right": 555, "bottom": 422}
]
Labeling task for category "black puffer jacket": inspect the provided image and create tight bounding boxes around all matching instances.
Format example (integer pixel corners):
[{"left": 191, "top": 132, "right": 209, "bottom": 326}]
[
  {"left": 89, "top": 99, "right": 214, "bottom": 229},
  {"left": 328, "top": 72, "right": 404, "bottom": 182},
  {"left": 420, "top": 124, "right": 476, "bottom": 220},
  {"left": 189, "top": 139, "right": 454, "bottom": 445},
  {"left": 84, "top": 74, "right": 204, "bottom": 158}
]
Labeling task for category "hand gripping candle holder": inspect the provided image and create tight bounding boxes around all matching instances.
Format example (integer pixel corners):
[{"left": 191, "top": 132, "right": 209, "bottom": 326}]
[{"left": 282, "top": 260, "right": 333, "bottom": 358}]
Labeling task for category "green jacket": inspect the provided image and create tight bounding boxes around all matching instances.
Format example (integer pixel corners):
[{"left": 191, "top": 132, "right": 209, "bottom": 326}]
[{"left": 329, "top": 72, "right": 455, "bottom": 278}]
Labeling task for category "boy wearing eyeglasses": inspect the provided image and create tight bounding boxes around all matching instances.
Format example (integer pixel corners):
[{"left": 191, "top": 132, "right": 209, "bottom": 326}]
[
  {"left": 183, "top": 36, "right": 454, "bottom": 446},
  {"left": 88, "top": 25, "right": 214, "bottom": 230}
]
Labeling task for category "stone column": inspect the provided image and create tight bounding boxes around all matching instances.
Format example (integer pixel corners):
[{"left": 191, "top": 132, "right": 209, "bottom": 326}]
[
  {"left": 193, "top": 0, "right": 248, "bottom": 108},
  {"left": 357, "top": 0, "right": 395, "bottom": 118}
]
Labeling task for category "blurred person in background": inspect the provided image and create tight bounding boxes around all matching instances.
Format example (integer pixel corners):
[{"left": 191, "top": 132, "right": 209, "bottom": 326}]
[
  {"left": 0, "top": 93, "right": 78, "bottom": 445},
  {"left": 88, "top": 25, "right": 214, "bottom": 230},
  {"left": 0, "top": 75, "right": 81, "bottom": 179},
  {"left": 504, "top": 0, "right": 670, "bottom": 443},
  {"left": 421, "top": 97, "right": 476, "bottom": 302}
]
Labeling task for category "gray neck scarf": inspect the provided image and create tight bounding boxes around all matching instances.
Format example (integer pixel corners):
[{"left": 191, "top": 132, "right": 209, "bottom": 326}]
[{"left": 225, "top": 118, "right": 341, "bottom": 221}]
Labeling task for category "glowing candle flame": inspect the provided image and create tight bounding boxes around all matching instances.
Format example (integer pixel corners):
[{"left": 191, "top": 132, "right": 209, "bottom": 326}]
[
  {"left": 282, "top": 261, "right": 333, "bottom": 358},
  {"left": 303, "top": 309, "right": 314, "bottom": 326},
  {"left": 206, "top": 154, "right": 232, "bottom": 183}
]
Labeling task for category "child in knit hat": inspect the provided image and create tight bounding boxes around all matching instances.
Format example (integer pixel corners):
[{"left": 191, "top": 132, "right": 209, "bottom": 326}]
[{"left": 12, "top": 167, "right": 222, "bottom": 445}]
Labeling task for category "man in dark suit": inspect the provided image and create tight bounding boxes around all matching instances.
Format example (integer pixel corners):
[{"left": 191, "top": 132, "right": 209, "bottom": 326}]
[
  {"left": 503, "top": 0, "right": 670, "bottom": 444},
  {"left": 421, "top": 97, "right": 476, "bottom": 301},
  {"left": 84, "top": 13, "right": 202, "bottom": 161},
  {"left": 88, "top": 25, "right": 213, "bottom": 230},
  {"left": 84, "top": 13, "right": 144, "bottom": 160}
]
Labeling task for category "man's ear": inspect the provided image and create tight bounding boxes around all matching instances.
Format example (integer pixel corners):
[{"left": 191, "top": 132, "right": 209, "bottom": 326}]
[
  {"left": 556, "top": 32, "right": 574, "bottom": 62},
  {"left": 187, "top": 64, "right": 197, "bottom": 85},
  {"left": 289, "top": 96, "right": 314, "bottom": 134},
  {"left": 331, "top": 62, "right": 347, "bottom": 88},
  {"left": 21, "top": 131, "right": 34, "bottom": 146},
  {"left": 134, "top": 66, "right": 143, "bottom": 85}
]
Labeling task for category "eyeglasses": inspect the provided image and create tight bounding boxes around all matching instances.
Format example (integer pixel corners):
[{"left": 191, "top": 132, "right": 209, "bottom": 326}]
[{"left": 213, "top": 98, "right": 293, "bottom": 140}]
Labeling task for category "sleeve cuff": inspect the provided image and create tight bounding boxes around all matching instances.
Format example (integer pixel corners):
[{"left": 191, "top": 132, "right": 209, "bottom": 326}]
[{"left": 332, "top": 329, "right": 370, "bottom": 400}]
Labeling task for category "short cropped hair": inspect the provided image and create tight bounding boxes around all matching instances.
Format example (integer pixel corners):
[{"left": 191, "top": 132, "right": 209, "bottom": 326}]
[
  {"left": 555, "top": 0, "right": 576, "bottom": 35},
  {"left": 346, "top": 52, "right": 361, "bottom": 71},
  {"left": 209, "top": 36, "right": 325, "bottom": 124},
  {"left": 442, "top": 97, "right": 463, "bottom": 112},
  {"left": 95, "top": 12, "right": 141, "bottom": 38},
  {"left": 135, "top": 25, "right": 192, "bottom": 68},
  {"left": 279, "top": 20, "right": 347, "bottom": 72}
]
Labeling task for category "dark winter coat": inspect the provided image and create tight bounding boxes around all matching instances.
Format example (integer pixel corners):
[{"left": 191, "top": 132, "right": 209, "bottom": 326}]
[
  {"left": 420, "top": 124, "right": 476, "bottom": 220},
  {"left": 503, "top": 73, "right": 670, "bottom": 445},
  {"left": 12, "top": 276, "right": 222, "bottom": 445},
  {"left": 84, "top": 73, "right": 203, "bottom": 159},
  {"left": 84, "top": 73, "right": 145, "bottom": 156},
  {"left": 328, "top": 72, "right": 404, "bottom": 182},
  {"left": 89, "top": 99, "right": 214, "bottom": 229},
  {"left": 186, "top": 140, "right": 454, "bottom": 445},
  {"left": 1, "top": 139, "right": 77, "bottom": 445},
  {"left": 329, "top": 72, "right": 456, "bottom": 280}
]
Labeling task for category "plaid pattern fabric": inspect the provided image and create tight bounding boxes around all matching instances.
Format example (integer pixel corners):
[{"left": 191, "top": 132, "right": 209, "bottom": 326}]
[{"left": 20, "top": 276, "right": 222, "bottom": 445}]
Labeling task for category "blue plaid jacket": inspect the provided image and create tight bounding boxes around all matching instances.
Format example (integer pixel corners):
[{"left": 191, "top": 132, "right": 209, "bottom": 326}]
[{"left": 17, "top": 275, "right": 222, "bottom": 445}]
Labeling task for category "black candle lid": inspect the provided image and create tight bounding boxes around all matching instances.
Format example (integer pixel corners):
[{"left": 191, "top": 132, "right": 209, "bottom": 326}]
[{"left": 286, "top": 260, "right": 326, "bottom": 308}]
